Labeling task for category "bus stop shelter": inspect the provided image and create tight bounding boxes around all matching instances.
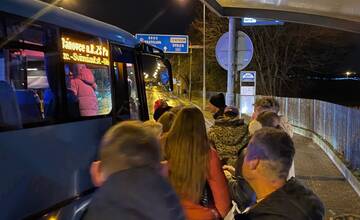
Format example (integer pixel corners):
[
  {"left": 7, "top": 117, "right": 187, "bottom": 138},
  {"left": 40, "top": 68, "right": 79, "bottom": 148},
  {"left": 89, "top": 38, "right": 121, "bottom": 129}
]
[{"left": 200, "top": 0, "right": 360, "bottom": 33}]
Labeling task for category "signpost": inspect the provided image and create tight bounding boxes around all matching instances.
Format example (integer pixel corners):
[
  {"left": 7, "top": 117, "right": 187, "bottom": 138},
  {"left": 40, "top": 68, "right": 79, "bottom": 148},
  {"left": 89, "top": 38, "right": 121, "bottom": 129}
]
[
  {"left": 240, "top": 71, "right": 256, "bottom": 116},
  {"left": 135, "top": 34, "right": 189, "bottom": 54},
  {"left": 215, "top": 31, "right": 254, "bottom": 71},
  {"left": 215, "top": 30, "right": 254, "bottom": 106}
]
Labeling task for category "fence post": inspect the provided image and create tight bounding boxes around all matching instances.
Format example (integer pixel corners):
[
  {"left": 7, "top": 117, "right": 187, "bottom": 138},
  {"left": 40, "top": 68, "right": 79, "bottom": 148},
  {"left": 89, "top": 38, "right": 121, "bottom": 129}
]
[
  {"left": 346, "top": 107, "right": 351, "bottom": 162},
  {"left": 313, "top": 99, "right": 316, "bottom": 131},
  {"left": 298, "top": 98, "right": 301, "bottom": 126}
]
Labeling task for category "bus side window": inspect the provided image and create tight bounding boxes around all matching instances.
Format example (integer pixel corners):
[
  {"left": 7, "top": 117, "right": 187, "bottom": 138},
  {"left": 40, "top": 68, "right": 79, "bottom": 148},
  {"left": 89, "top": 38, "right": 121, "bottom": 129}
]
[
  {"left": 0, "top": 17, "right": 59, "bottom": 131},
  {"left": 9, "top": 49, "right": 46, "bottom": 124},
  {"left": 64, "top": 63, "right": 112, "bottom": 118}
]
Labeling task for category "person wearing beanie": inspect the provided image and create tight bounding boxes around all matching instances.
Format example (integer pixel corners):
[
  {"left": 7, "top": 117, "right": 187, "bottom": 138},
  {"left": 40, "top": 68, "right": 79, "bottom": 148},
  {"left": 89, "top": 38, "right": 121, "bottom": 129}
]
[{"left": 208, "top": 93, "right": 226, "bottom": 119}]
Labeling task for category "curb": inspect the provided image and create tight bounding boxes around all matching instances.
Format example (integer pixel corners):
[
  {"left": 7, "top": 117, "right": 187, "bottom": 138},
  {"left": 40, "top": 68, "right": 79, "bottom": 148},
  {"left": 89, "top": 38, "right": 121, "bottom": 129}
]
[{"left": 294, "top": 126, "right": 360, "bottom": 197}]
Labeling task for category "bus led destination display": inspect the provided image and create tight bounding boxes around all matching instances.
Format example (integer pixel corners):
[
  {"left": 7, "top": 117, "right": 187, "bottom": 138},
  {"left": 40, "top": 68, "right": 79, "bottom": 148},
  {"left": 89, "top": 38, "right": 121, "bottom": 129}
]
[{"left": 61, "top": 36, "right": 110, "bottom": 65}]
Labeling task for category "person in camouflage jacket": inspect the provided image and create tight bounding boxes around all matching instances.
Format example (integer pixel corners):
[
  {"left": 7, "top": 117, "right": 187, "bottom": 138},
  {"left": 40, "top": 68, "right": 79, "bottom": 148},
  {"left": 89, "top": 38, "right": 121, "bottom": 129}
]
[{"left": 208, "top": 106, "right": 249, "bottom": 167}]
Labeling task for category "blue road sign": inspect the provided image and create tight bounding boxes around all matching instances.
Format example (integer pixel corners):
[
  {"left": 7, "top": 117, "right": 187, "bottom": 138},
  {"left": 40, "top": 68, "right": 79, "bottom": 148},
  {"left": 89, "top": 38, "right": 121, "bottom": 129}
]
[
  {"left": 241, "top": 17, "right": 284, "bottom": 26},
  {"left": 135, "top": 34, "right": 189, "bottom": 54}
]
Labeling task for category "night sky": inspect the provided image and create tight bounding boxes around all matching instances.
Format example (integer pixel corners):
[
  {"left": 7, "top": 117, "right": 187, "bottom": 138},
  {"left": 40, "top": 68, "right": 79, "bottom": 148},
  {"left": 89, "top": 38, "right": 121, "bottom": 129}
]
[{"left": 56, "top": 0, "right": 197, "bottom": 35}]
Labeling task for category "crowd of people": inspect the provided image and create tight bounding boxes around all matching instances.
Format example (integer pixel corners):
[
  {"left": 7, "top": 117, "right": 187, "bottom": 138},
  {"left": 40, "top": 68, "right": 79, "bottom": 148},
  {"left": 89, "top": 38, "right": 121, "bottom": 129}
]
[{"left": 82, "top": 94, "right": 325, "bottom": 220}]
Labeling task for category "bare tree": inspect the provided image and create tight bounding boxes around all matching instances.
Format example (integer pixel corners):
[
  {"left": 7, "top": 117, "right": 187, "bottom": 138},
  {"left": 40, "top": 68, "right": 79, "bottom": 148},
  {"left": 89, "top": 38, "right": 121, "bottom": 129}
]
[
  {"left": 246, "top": 24, "right": 348, "bottom": 95},
  {"left": 187, "top": 3, "right": 350, "bottom": 96}
]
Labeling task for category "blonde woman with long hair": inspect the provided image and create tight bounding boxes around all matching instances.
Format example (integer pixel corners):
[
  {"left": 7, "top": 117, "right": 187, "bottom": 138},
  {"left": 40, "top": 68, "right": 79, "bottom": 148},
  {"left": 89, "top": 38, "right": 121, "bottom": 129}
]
[{"left": 163, "top": 107, "right": 230, "bottom": 220}]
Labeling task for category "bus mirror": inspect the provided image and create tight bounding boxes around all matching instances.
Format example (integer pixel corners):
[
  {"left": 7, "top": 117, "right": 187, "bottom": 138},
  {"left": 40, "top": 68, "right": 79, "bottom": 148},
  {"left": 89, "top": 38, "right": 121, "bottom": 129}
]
[
  {"left": 163, "top": 59, "right": 173, "bottom": 92},
  {"left": 141, "top": 55, "right": 173, "bottom": 92}
]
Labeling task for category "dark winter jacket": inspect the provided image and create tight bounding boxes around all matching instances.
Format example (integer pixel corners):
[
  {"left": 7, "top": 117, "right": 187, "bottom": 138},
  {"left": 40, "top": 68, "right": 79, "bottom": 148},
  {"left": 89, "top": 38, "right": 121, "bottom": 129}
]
[
  {"left": 154, "top": 106, "right": 172, "bottom": 121},
  {"left": 227, "top": 155, "right": 256, "bottom": 211},
  {"left": 83, "top": 166, "right": 186, "bottom": 220},
  {"left": 213, "top": 108, "right": 225, "bottom": 120},
  {"left": 208, "top": 117, "right": 249, "bottom": 166},
  {"left": 235, "top": 178, "right": 325, "bottom": 220}
]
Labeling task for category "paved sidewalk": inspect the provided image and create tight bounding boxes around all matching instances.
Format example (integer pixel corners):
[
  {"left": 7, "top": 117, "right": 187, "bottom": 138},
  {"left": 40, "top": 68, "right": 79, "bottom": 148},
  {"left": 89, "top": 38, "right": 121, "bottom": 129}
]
[{"left": 293, "top": 134, "right": 360, "bottom": 219}]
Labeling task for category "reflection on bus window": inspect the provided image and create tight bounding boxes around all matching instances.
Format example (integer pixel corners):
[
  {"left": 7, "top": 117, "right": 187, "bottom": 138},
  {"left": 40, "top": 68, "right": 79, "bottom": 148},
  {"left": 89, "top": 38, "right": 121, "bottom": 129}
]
[
  {"left": 6, "top": 19, "right": 44, "bottom": 46},
  {"left": 126, "top": 63, "right": 140, "bottom": 119},
  {"left": 9, "top": 49, "right": 47, "bottom": 125},
  {"left": 142, "top": 56, "right": 171, "bottom": 117},
  {"left": 64, "top": 63, "right": 112, "bottom": 117}
]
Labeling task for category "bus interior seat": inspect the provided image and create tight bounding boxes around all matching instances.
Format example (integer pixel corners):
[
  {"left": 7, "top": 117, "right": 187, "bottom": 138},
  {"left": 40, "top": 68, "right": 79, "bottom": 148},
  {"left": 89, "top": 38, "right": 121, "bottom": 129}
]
[
  {"left": 15, "top": 90, "right": 42, "bottom": 124},
  {"left": 67, "top": 89, "right": 81, "bottom": 118},
  {"left": 0, "top": 81, "right": 22, "bottom": 130},
  {"left": 44, "top": 88, "right": 81, "bottom": 119},
  {"left": 44, "top": 88, "right": 55, "bottom": 118}
]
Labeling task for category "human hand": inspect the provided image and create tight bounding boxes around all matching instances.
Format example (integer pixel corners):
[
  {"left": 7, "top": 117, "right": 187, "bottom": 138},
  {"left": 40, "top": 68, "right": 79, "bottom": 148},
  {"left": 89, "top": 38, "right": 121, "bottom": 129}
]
[
  {"left": 223, "top": 170, "right": 233, "bottom": 179},
  {"left": 223, "top": 165, "right": 236, "bottom": 176}
]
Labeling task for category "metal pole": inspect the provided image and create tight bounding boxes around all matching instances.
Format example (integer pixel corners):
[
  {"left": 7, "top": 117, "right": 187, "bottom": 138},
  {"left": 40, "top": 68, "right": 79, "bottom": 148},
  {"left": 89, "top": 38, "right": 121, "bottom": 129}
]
[
  {"left": 178, "top": 56, "right": 181, "bottom": 96},
  {"left": 202, "top": 3, "right": 206, "bottom": 110},
  {"left": 226, "top": 17, "right": 236, "bottom": 106},
  {"left": 189, "top": 47, "right": 192, "bottom": 101}
]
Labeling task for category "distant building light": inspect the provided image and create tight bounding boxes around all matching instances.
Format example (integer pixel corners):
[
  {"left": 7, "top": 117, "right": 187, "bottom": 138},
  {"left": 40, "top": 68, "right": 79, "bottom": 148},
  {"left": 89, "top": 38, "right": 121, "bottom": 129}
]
[{"left": 27, "top": 68, "right": 38, "bottom": 71}]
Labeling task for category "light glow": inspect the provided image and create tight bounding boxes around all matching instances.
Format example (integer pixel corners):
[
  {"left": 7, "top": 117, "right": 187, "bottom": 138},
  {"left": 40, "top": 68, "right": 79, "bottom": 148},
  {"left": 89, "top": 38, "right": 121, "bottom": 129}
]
[
  {"left": 61, "top": 36, "right": 109, "bottom": 66},
  {"left": 26, "top": 68, "right": 38, "bottom": 71}
]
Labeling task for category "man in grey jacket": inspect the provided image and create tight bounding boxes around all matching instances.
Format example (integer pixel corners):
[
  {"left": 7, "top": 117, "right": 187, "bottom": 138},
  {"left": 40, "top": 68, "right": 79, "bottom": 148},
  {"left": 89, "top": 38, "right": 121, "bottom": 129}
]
[{"left": 235, "top": 128, "right": 324, "bottom": 220}]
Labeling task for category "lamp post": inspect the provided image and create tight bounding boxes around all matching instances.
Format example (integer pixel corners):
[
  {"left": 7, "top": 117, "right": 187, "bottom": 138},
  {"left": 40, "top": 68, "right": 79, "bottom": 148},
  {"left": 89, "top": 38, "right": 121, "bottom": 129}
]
[
  {"left": 202, "top": 3, "right": 206, "bottom": 110},
  {"left": 177, "top": 0, "right": 206, "bottom": 109}
]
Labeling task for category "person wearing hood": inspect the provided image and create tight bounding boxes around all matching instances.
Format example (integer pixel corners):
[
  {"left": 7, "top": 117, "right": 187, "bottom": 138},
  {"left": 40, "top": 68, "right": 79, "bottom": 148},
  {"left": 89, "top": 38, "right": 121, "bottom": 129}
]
[
  {"left": 208, "top": 93, "right": 227, "bottom": 120},
  {"left": 208, "top": 106, "right": 248, "bottom": 167},
  {"left": 153, "top": 99, "right": 172, "bottom": 121},
  {"left": 232, "top": 128, "right": 324, "bottom": 220},
  {"left": 70, "top": 64, "right": 99, "bottom": 116}
]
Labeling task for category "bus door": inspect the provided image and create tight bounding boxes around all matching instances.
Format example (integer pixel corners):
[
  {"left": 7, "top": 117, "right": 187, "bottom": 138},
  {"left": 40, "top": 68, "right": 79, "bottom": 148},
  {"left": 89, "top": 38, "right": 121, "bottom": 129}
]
[
  {"left": 136, "top": 47, "right": 173, "bottom": 120},
  {"left": 111, "top": 45, "right": 142, "bottom": 121}
]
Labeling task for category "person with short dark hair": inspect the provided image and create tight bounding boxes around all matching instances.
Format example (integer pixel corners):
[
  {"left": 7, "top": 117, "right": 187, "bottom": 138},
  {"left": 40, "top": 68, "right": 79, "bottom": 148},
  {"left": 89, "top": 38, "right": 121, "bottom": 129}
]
[
  {"left": 254, "top": 111, "right": 281, "bottom": 130},
  {"left": 84, "top": 121, "right": 185, "bottom": 220},
  {"left": 249, "top": 111, "right": 281, "bottom": 136},
  {"left": 234, "top": 128, "right": 324, "bottom": 220},
  {"left": 252, "top": 97, "right": 293, "bottom": 137},
  {"left": 208, "top": 93, "right": 227, "bottom": 119}
]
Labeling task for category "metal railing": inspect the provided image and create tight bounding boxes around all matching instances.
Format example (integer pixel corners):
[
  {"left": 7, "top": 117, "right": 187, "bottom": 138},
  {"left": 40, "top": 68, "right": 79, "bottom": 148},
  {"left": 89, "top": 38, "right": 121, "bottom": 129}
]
[
  {"left": 275, "top": 97, "right": 360, "bottom": 170},
  {"left": 188, "top": 90, "right": 360, "bottom": 170}
]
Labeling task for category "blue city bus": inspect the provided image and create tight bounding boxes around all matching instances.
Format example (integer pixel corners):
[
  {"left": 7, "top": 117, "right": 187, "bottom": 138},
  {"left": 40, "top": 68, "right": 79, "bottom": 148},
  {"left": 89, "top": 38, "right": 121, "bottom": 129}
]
[{"left": 0, "top": 0, "right": 172, "bottom": 219}]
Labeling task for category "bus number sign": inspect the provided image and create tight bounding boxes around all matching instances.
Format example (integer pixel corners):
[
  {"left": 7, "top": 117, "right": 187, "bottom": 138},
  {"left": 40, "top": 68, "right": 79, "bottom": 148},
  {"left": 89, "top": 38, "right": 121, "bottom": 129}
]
[{"left": 61, "top": 36, "right": 110, "bottom": 66}]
